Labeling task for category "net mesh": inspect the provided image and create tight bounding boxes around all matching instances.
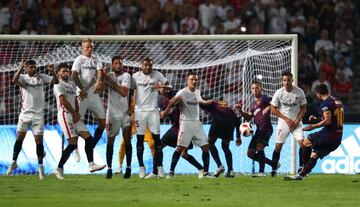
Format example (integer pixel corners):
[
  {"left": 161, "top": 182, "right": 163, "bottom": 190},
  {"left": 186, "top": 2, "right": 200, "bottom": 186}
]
[{"left": 0, "top": 37, "right": 293, "bottom": 125}]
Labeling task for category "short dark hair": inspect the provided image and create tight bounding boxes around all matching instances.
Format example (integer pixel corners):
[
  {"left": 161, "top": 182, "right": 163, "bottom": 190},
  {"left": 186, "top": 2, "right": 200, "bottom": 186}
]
[
  {"left": 315, "top": 84, "right": 329, "bottom": 95},
  {"left": 112, "top": 56, "right": 123, "bottom": 63},
  {"left": 281, "top": 71, "right": 293, "bottom": 78},
  {"left": 56, "top": 63, "right": 68, "bottom": 73},
  {"left": 252, "top": 80, "right": 262, "bottom": 87},
  {"left": 142, "top": 57, "right": 153, "bottom": 64},
  {"left": 187, "top": 71, "right": 198, "bottom": 77},
  {"left": 25, "top": 59, "right": 36, "bottom": 65}
]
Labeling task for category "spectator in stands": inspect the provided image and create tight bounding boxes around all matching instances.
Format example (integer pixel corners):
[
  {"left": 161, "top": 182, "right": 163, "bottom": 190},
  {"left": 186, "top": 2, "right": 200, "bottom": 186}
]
[
  {"left": 180, "top": 6, "right": 199, "bottom": 34},
  {"left": 216, "top": 0, "right": 233, "bottom": 21},
  {"left": 20, "top": 21, "right": 37, "bottom": 35},
  {"left": 161, "top": 12, "right": 178, "bottom": 35},
  {"left": 198, "top": 0, "right": 216, "bottom": 32},
  {"left": 335, "top": 57, "right": 353, "bottom": 82},
  {"left": 311, "top": 71, "right": 332, "bottom": 93},
  {"left": 61, "top": 0, "right": 75, "bottom": 34},
  {"left": 333, "top": 70, "right": 353, "bottom": 103},
  {"left": 267, "top": 0, "right": 287, "bottom": 34},
  {"left": 314, "top": 29, "right": 334, "bottom": 57},
  {"left": 223, "top": 9, "right": 241, "bottom": 34}
]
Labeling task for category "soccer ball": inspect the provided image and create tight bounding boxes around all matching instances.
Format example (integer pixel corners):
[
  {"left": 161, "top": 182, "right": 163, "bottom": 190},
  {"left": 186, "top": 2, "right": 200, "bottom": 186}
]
[{"left": 240, "top": 122, "right": 254, "bottom": 137}]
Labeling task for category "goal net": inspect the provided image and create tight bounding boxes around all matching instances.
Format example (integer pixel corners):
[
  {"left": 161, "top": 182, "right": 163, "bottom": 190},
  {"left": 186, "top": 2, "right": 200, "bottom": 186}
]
[{"left": 0, "top": 35, "right": 297, "bottom": 175}]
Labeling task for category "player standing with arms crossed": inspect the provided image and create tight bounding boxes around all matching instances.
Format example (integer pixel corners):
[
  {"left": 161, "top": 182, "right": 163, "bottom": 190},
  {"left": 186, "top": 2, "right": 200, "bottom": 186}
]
[{"left": 6, "top": 59, "right": 59, "bottom": 180}]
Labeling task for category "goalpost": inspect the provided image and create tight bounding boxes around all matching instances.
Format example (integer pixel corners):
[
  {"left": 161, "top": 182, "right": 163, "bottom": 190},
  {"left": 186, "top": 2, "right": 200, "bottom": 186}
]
[{"left": 0, "top": 34, "right": 298, "bottom": 175}]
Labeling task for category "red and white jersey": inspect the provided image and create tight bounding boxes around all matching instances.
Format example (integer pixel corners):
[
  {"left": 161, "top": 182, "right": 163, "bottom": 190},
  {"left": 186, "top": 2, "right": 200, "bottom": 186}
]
[
  {"left": 18, "top": 73, "right": 52, "bottom": 117},
  {"left": 106, "top": 72, "right": 131, "bottom": 119},
  {"left": 71, "top": 54, "right": 103, "bottom": 93},
  {"left": 132, "top": 70, "right": 169, "bottom": 111},
  {"left": 271, "top": 85, "right": 307, "bottom": 121},
  {"left": 176, "top": 87, "right": 204, "bottom": 121},
  {"left": 53, "top": 79, "right": 77, "bottom": 113}
]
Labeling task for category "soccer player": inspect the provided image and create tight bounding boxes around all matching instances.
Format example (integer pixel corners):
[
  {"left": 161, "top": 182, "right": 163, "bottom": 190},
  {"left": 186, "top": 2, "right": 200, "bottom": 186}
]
[
  {"left": 157, "top": 87, "right": 203, "bottom": 178},
  {"left": 72, "top": 38, "right": 106, "bottom": 151},
  {"left": 270, "top": 71, "right": 309, "bottom": 176},
  {"left": 162, "top": 72, "right": 213, "bottom": 178},
  {"left": 104, "top": 56, "right": 132, "bottom": 179},
  {"left": 201, "top": 100, "right": 240, "bottom": 178},
  {"left": 6, "top": 59, "right": 59, "bottom": 180},
  {"left": 235, "top": 81, "right": 277, "bottom": 177},
  {"left": 285, "top": 84, "right": 344, "bottom": 180},
  {"left": 132, "top": 57, "right": 171, "bottom": 178},
  {"left": 53, "top": 63, "right": 106, "bottom": 180}
]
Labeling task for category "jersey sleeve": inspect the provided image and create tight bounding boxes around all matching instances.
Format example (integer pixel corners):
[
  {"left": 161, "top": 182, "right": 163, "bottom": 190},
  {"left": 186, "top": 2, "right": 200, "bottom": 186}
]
[
  {"left": 53, "top": 84, "right": 65, "bottom": 98},
  {"left": 121, "top": 73, "right": 131, "bottom": 89},
  {"left": 17, "top": 74, "right": 25, "bottom": 85},
  {"left": 196, "top": 90, "right": 205, "bottom": 102},
  {"left": 40, "top": 74, "right": 53, "bottom": 84},
  {"left": 299, "top": 88, "right": 307, "bottom": 106},
  {"left": 156, "top": 71, "right": 170, "bottom": 85},
  {"left": 270, "top": 90, "right": 280, "bottom": 107},
  {"left": 95, "top": 56, "right": 103, "bottom": 70},
  {"left": 131, "top": 73, "right": 137, "bottom": 90},
  {"left": 71, "top": 56, "right": 81, "bottom": 73}
]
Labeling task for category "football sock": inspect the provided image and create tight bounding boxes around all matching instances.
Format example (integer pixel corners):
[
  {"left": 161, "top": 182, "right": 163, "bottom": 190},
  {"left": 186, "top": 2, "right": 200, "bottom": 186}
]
[
  {"left": 93, "top": 126, "right": 104, "bottom": 147},
  {"left": 257, "top": 150, "right": 265, "bottom": 173},
  {"left": 222, "top": 141, "right": 233, "bottom": 171},
  {"left": 85, "top": 138, "right": 94, "bottom": 163},
  {"left": 299, "top": 147, "right": 303, "bottom": 166},
  {"left": 36, "top": 143, "right": 44, "bottom": 165},
  {"left": 182, "top": 153, "right": 203, "bottom": 170},
  {"left": 299, "top": 157, "right": 317, "bottom": 177},
  {"left": 136, "top": 135, "right": 145, "bottom": 167},
  {"left": 302, "top": 146, "right": 312, "bottom": 166},
  {"left": 106, "top": 143, "right": 114, "bottom": 168},
  {"left": 125, "top": 140, "right": 132, "bottom": 168},
  {"left": 209, "top": 142, "right": 222, "bottom": 167},
  {"left": 152, "top": 134, "right": 163, "bottom": 167},
  {"left": 272, "top": 150, "right": 281, "bottom": 169},
  {"left": 58, "top": 144, "right": 77, "bottom": 168},
  {"left": 170, "top": 150, "right": 181, "bottom": 172},
  {"left": 12, "top": 140, "right": 23, "bottom": 161},
  {"left": 202, "top": 151, "right": 210, "bottom": 173}
]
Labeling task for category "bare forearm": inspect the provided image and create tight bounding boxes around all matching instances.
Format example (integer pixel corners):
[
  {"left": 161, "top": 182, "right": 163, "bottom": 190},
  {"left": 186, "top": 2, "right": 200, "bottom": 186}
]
[
  {"left": 295, "top": 106, "right": 307, "bottom": 124},
  {"left": 72, "top": 72, "right": 84, "bottom": 89},
  {"left": 271, "top": 107, "right": 289, "bottom": 120},
  {"left": 12, "top": 67, "right": 23, "bottom": 84}
]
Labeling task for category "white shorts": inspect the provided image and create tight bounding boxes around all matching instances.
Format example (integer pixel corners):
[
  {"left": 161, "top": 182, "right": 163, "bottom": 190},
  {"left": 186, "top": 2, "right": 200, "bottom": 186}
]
[
  {"left": 275, "top": 119, "right": 304, "bottom": 144},
  {"left": 78, "top": 92, "right": 105, "bottom": 119},
  {"left": 58, "top": 111, "right": 88, "bottom": 139},
  {"left": 178, "top": 120, "right": 208, "bottom": 147},
  {"left": 17, "top": 113, "right": 44, "bottom": 135},
  {"left": 106, "top": 115, "right": 131, "bottom": 137},
  {"left": 134, "top": 110, "right": 160, "bottom": 135}
]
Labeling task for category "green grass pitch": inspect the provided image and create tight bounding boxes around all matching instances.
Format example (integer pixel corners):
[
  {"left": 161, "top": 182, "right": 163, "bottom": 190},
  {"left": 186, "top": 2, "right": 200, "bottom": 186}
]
[{"left": 1, "top": 174, "right": 359, "bottom": 207}]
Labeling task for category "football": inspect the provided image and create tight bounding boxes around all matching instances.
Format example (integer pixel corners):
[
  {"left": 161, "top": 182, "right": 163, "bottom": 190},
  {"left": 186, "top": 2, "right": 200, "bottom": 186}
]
[{"left": 239, "top": 122, "right": 254, "bottom": 137}]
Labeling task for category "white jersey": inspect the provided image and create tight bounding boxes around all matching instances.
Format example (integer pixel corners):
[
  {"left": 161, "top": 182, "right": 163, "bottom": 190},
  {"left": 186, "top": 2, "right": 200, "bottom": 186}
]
[
  {"left": 176, "top": 88, "right": 204, "bottom": 121},
  {"left": 53, "top": 79, "right": 77, "bottom": 113},
  {"left": 107, "top": 72, "right": 131, "bottom": 118},
  {"left": 271, "top": 85, "right": 307, "bottom": 121},
  {"left": 18, "top": 73, "right": 52, "bottom": 117},
  {"left": 71, "top": 54, "right": 103, "bottom": 93},
  {"left": 132, "top": 70, "right": 169, "bottom": 111}
]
